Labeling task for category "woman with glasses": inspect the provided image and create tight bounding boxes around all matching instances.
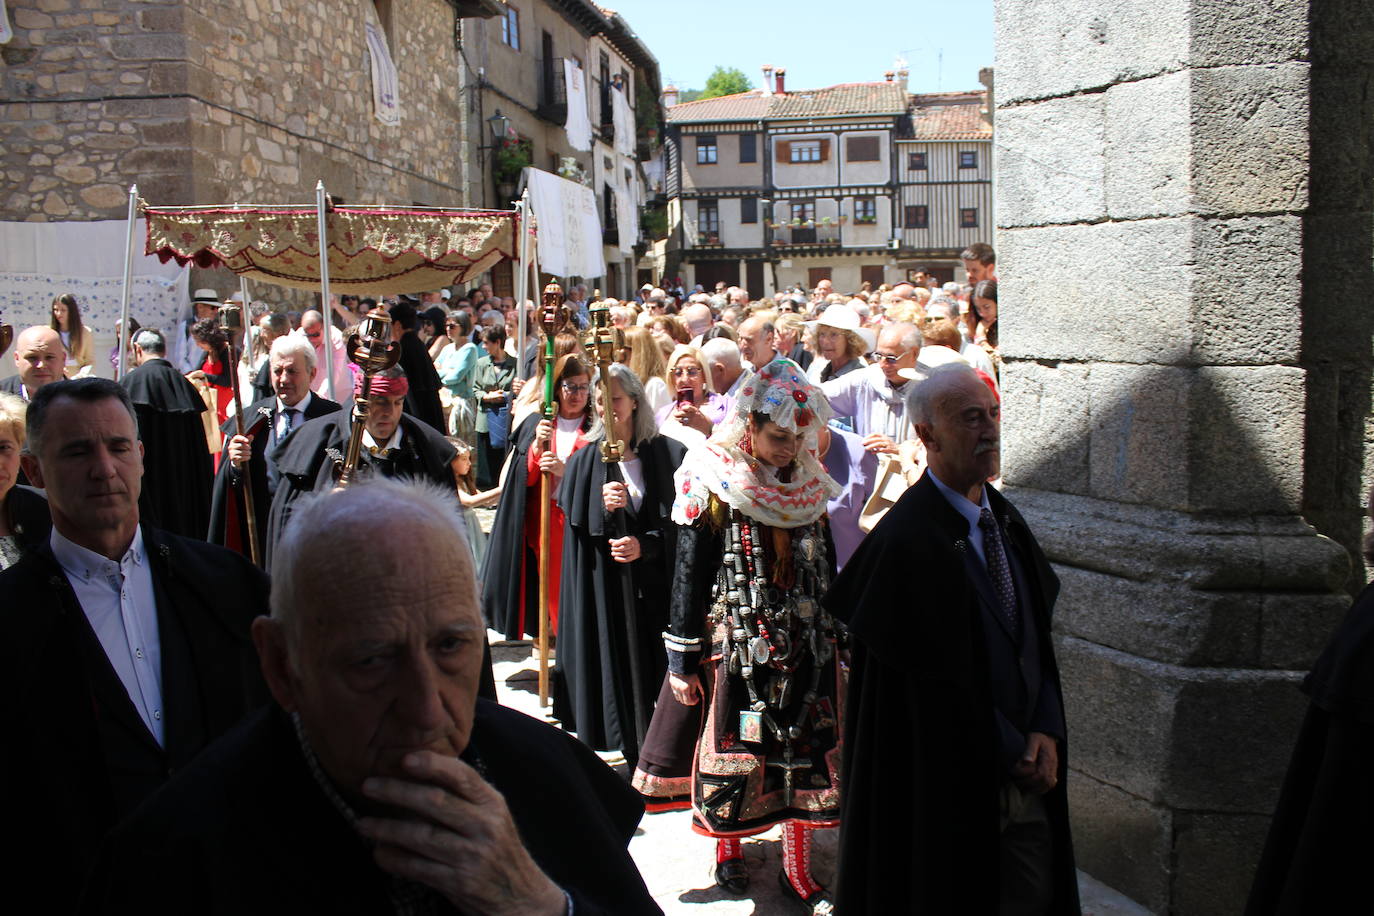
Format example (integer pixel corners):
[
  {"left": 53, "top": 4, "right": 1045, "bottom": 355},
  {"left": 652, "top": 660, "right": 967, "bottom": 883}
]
[
  {"left": 655, "top": 344, "right": 730, "bottom": 449},
  {"left": 481, "top": 354, "right": 595, "bottom": 642},
  {"left": 554, "top": 363, "right": 687, "bottom": 770}
]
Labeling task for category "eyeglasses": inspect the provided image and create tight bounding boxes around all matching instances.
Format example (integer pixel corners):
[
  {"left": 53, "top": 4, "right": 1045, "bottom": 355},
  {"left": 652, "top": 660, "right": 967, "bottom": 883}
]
[
  {"left": 445, "top": 322, "right": 460, "bottom": 328},
  {"left": 560, "top": 383, "right": 591, "bottom": 395},
  {"left": 876, "top": 350, "right": 913, "bottom": 363},
  {"left": 670, "top": 367, "right": 702, "bottom": 377}
]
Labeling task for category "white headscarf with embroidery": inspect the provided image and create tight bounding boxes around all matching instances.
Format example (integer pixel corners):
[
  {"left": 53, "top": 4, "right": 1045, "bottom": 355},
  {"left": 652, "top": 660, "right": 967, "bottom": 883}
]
[{"left": 671, "top": 357, "right": 840, "bottom": 529}]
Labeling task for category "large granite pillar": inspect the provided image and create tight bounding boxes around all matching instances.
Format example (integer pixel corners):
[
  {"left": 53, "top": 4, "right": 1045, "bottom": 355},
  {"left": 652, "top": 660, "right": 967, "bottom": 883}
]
[{"left": 994, "top": 1, "right": 1374, "bottom": 912}]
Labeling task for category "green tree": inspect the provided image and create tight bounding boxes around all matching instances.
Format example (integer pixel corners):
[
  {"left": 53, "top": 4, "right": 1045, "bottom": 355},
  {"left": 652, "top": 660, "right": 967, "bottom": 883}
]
[{"left": 699, "top": 66, "right": 753, "bottom": 100}]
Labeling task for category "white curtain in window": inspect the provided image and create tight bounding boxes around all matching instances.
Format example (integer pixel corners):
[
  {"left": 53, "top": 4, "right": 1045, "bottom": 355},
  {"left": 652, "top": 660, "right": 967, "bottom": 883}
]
[
  {"left": 612, "top": 86, "right": 635, "bottom": 158},
  {"left": 564, "top": 59, "right": 593, "bottom": 152},
  {"left": 364, "top": 20, "right": 401, "bottom": 126}
]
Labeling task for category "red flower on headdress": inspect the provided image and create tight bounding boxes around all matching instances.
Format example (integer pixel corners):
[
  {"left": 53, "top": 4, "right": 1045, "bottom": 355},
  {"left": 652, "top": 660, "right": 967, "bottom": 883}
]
[
  {"left": 792, "top": 390, "right": 808, "bottom": 404},
  {"left": 685, "top": 502, "right": 700, "bottom": 520}
]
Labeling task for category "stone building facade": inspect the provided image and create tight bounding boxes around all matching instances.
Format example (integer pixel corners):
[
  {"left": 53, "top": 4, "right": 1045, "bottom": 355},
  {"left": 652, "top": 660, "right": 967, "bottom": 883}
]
[
  {"left": 996, "top": 1, "right": 1374, "bottom": 913},
  {"left": 2, "top": 0, "right": 495, "bottom": 225}
]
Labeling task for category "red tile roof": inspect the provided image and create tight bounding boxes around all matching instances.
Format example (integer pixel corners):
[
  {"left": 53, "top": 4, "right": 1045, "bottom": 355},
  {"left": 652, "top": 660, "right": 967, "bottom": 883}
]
[
  {"left": 664, "top": 90, "right": 773, "bottom": 123},
  {"left": 906, "top": 91, "right": 991, "bottom": 140},
  {"left": 768, "top": 81, "right": 910, "bottom": 119}
]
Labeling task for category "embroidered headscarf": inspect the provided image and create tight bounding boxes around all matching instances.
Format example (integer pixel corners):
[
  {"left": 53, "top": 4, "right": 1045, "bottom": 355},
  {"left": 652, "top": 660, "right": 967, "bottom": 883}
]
[{"left": 672, "top": 357, "right": 840, "bottom": 529}]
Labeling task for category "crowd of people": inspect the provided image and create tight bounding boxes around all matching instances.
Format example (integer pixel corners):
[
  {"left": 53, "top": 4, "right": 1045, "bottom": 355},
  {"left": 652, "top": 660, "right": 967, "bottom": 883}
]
[{"left": 0, "top": 241, "right": 1100, "bottom": 915}]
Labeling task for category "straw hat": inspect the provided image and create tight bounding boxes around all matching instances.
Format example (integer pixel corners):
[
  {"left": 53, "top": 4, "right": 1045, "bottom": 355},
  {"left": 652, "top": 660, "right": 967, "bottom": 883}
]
[
  {"left": 806, "top": 303, "right": 876, "bottom": 352},
  {"left": 192, "top": 288, "right": 219, "bottom": 304}
]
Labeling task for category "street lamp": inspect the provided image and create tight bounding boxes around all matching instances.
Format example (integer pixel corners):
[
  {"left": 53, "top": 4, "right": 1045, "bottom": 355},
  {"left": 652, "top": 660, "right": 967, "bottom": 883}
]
[{"left": 487, "top": 108, "right": 510, "bottom": 142}]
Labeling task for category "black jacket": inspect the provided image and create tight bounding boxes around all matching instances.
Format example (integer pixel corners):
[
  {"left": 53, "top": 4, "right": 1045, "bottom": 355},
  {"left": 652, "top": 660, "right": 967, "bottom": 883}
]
[
  {"left": 0, "top": 374, "right": 25, "bottom": 398},
  {"left": 824, "top": 472, "right": 1079, "bottom": 914},
  {"left": 397, "top": 329, "right": 445, "bottom": 433},
  {"left": 0, "top": 526, "right": 269, "bottom": 914},
  {"left": 81, "top": 701, "right": 662, "bottom": 915},
  {"left": 207, "top": 392, "right": 340, "bottom": 560}
]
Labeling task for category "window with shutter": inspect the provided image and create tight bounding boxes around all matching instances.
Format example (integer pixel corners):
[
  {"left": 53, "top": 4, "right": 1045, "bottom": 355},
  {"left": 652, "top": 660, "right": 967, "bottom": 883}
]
[
  {"left": 740, "top": 198, "right": 758, "bottom": 224},
  {"left": 775, "top": 139, "right": 791, "bottom": 163},
  {"left": 696, "top": 135, "right": 718, "bottom": 165},
  {"left": 846, "top": 136, "right": 880, "bottom": 161},
  {"left": 905, "top": 205, "right": 929, "bottom": 228}
]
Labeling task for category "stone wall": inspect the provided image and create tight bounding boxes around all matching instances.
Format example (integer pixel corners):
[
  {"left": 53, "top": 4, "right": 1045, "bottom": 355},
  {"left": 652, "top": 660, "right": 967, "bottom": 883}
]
[
  {"left": 996, "top": 0, "right": 1374, "bottom": 912},
  {"left": 2, "top": 0, "right": 471, "bottom": 221}
]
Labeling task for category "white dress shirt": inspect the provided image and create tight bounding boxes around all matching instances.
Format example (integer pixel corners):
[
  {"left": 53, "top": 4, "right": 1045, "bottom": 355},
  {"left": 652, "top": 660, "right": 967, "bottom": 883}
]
[
  {"left": 275, "top": 391, "right": 313, "bottom": 445},
  {"left": 927, "top": 468, "right": 994, "bottom": 568},
  {"left": 362, "top": 423, "right": 405, "bottom": 455},
  {"left": 51, "top": 526, "right": 165, "bottom": 746}
]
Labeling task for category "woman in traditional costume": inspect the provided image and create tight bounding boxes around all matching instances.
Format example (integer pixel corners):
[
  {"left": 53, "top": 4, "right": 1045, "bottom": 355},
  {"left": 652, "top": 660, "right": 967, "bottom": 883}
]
[
  {"left": 554, "top": 363, "right": 686, "bottom": 767},
  {"left": 660, "top": 356, "right": 844, "bottom": 913},
  {"left": 480, "top": 353, "right": 594, "bottom": 640}
]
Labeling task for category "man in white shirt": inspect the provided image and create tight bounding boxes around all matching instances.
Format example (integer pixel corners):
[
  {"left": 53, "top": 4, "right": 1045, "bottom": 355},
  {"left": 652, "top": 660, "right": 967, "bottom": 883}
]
[
  {"left": 297, "top": 309, "right": 352, "bottom": 401},
  {"left": 0, "top": 377, "right": 270, "bottom": 911},
  {"left": 821, "top": 322, "right": 922, "bottom": 453}
]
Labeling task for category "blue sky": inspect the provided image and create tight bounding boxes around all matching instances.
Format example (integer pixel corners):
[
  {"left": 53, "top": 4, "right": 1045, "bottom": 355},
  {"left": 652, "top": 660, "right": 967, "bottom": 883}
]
[{"left": 607, "top": 0, "right": 993, "bottom": 95}]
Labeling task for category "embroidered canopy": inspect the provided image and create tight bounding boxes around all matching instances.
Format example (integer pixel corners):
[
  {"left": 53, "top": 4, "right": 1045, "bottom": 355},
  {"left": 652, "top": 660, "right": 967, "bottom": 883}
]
[{"left": 143, "top": 203, "right": 518, "bottom": 294}]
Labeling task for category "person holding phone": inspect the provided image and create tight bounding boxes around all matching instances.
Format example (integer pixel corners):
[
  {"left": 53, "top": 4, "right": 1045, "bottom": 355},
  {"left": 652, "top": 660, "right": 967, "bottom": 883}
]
[{"left": 655, "top": 345, "right": 729, "bottom": 449}]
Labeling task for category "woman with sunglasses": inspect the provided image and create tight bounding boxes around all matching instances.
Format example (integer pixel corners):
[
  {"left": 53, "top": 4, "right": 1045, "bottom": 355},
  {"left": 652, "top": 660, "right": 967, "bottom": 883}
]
[
  {"left": 481, "top": 354, "right": 595, "bottom": 642},
  {"left": 654, "top": 344, "right": 730, "bottom": 449}
]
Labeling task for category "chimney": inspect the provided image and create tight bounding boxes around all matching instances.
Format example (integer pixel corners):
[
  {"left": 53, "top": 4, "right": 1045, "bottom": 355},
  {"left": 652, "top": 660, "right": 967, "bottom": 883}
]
[
  {"left": 775, "top": 68, "right": 786, "bottom": 94},
  {"left": 661, "top": 84, "right": 679, "bottom": 108},
  {"left": 884, "top": 71, "right": 894, "bottom": 82},
  {"left": 761, "top": 65, "right": 774, "bottom": 96},
  {"left": 896, "top": 67, "right": 909, "bottom": 89}
]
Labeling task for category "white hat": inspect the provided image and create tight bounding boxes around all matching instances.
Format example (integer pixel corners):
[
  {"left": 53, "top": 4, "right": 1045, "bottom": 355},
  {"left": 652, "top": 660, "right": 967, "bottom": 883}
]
[
  {"left": 192, "top": 288, "right": 219, "bottom": 303},
  {"left": 806, "top": 303, "right": 876, "bottom": 352},
  {"left": 897, "top": 344, "right": 967, "bottom": 382},
  {"left": 226, "top": 291, "right": 244, "bottom": 304},
  {"left": 440, "top": 288, "right": 451, "bottom": 300}
]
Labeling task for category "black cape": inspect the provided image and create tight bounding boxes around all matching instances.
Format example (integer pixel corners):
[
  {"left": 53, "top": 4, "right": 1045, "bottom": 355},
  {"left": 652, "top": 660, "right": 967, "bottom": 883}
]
[
  {"left": 120, "top": 358, "right": 212, "bottom": 540},
  {"left": 397, "top": 329, "right": 446, "bottom": 433},
  {"left": 823, "top": 474, "right": 1080, "bottom": 914},
  {"left": 480, "top": 413, "right": 543, "bottom": 639},
  {"left": 0, "top": 526, "right": 269, "bottom": 914},
  {"left": 80, "top": 700, "right": 661, "bottom": 915},
  {"left": 552, "top": 434, "right": 686, "bottom": 763},
  {"left": 264, "top": 407, "right": 456, "bottom": 570},
  {"left": 1245, "top": 582, "right": 1374, "bottom": 915},
  {"left": 207, "top": 393, "right": 339, "bottom": 561}
]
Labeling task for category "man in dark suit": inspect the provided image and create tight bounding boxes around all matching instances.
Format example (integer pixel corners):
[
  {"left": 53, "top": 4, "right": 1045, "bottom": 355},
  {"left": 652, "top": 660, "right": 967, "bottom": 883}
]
[
  {"left": 389, "top": 299, "right": 446, "bottom": 432},
  {"left": 824, "top": 363, "right": 1079, "bottom": 915},
  {"left": 1, "top": 325, "right": 67, "bottom": 399},
  {"left": 208, "top": 334, "right": 340, "bottom": 560},
  {"left": 82, "top": 478, "right": 661, "bottom": 915},
  {"left": 0, "top": 378, "right": 268, "bottom": 913}
]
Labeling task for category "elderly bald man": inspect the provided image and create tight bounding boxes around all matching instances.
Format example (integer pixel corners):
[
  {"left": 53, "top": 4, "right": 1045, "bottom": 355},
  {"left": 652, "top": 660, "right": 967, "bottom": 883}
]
[
  {"left": 83, "top": 478, "right": 660, "bottom": 914},
  {"left": 821, "top": 321, "right": 922, "bottom": 454},
  {"left": 297, "top": 309, "right": 352, "bottom": 400},
  {"left": 1, "top": 326, "right": 66, "bottom": 400}
]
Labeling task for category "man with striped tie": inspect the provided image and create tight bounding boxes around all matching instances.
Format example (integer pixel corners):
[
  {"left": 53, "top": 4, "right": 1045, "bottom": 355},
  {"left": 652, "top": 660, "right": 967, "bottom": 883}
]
[
  {"left": 824, "top": 362, "right": 1080, "bottom": 915},
  {"left": 208, "top": 335, "right": 339, "bottom": 561}
]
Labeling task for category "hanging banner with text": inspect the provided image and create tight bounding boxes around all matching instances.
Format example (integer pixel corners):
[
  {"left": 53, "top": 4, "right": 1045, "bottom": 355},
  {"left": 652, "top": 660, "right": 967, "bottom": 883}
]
[{"left": 523, "top": 167, "right": 604, "bottom": 279}]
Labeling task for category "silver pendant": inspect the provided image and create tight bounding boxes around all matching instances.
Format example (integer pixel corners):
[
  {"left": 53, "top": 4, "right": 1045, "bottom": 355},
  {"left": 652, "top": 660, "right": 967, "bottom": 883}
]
[{"left": 751, "top": 635, "right": 771, "bottom": 665}]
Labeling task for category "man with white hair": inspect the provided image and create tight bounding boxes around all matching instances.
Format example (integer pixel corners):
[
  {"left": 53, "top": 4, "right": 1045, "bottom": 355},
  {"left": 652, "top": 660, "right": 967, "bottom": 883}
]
[
  {"left": 821, "top": 322, "right": 922, "bottom": 453},
  {"left": 735, "top": 314, "right": 778, "bottom": 372},
  {"left": 700, "top": 337, "right": 747, "bottom": 413},
  {"left": 826, "top": 363, "right": 1076, "bottom": 913},
  {"left": 208, "top": 335, "right": 342, "bottom": 558},
  {"left": 297, "top": 309, "right": 352, "bottom": 401},
  {"left": 84, "top": 478, "right": 661, "bottom": 914}
]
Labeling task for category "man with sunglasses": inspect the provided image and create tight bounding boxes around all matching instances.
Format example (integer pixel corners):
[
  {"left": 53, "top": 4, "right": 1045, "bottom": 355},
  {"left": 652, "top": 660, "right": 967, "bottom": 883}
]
[{"left": 820, "top": 322, "right": 921, "bottom": 454}]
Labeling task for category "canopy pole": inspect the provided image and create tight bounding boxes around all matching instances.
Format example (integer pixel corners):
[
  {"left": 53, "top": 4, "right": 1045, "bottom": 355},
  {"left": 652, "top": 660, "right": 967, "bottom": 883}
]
[
  {"left": 117, "top": 184, "right": 138, "bottom": 381},
  {"left": 514, "top": 188, "right": 530, "bottom": 381},
  {"left": 239, "top": 274, "right": 254, "bottom": 390},
  {"left": 315, "top": 181, "right": 337, "bottom": 401}
]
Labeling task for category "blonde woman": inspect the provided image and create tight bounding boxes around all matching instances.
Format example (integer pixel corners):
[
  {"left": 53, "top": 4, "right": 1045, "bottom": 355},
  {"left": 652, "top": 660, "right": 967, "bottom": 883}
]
[{"left": 622, "top": 326, "right": 670, "bottom": 416}]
